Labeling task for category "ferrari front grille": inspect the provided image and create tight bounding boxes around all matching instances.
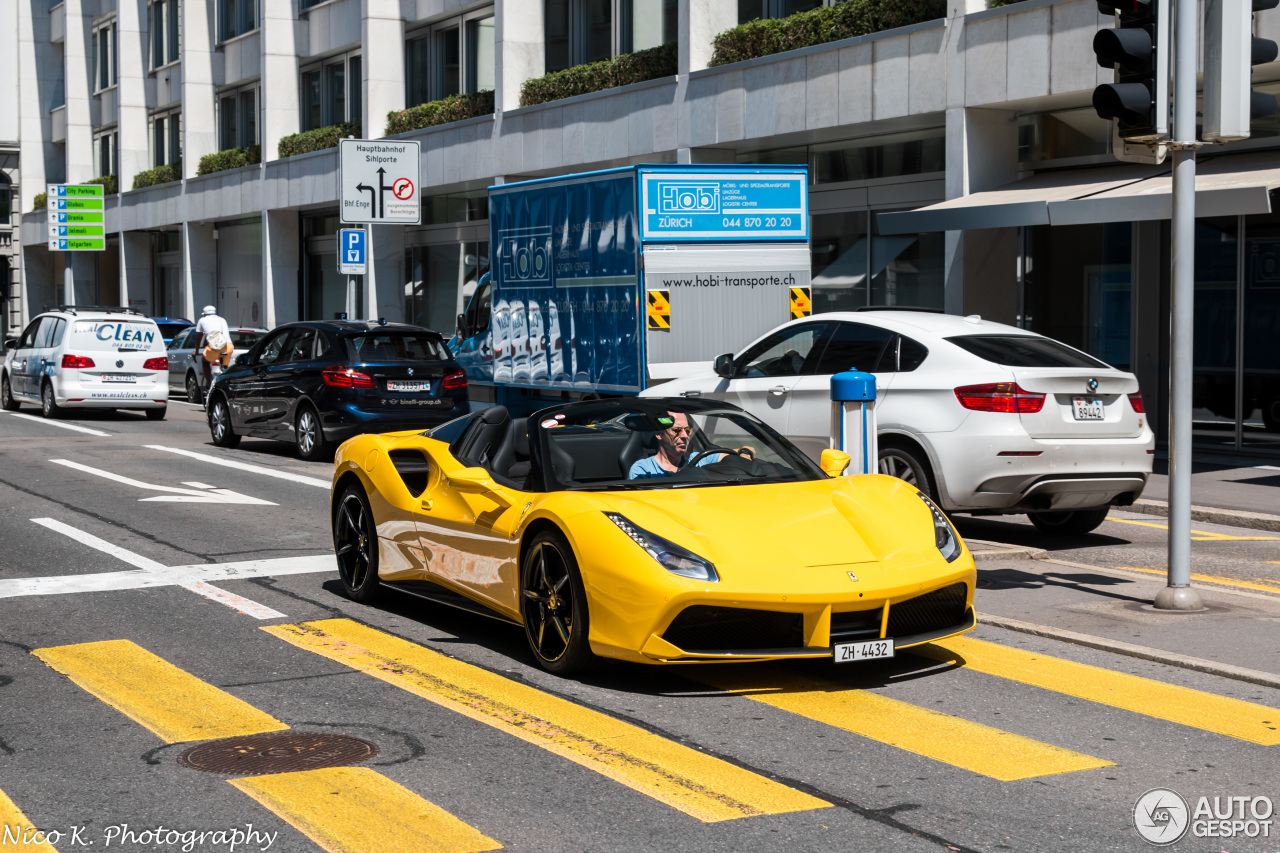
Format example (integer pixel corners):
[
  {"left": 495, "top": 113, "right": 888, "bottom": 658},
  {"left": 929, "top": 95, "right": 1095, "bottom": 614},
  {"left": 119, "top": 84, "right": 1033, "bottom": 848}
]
[
  {"left": 829, "top": 609, "right": 882, "bottom": 644},
  {"left": 662, "top": 606, "right": 803, "bottom": 652},
  {"left": 885, "top": 583, "right": 968, "bottom": 639}
]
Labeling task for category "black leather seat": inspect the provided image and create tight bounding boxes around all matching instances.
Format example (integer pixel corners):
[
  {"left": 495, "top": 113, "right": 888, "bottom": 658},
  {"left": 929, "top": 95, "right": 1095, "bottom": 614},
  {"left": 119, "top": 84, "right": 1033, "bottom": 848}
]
[
  {"left": 456, "top": 405, "right": 510, "bottom": 468},
  {"left": 490, "top": 418, "right": 531, "bottom": 487},
  {"left": 618, "top": 429, "right": 657, "bottom": 476}
]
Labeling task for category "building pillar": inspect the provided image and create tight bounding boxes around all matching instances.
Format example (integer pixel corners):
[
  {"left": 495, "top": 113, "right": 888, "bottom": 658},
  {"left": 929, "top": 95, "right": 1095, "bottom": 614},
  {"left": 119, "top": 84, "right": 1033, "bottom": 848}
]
[
  {"left": 18, "top": 0, "right": 56, "bottom": 204},
  {"left": 116, "top": 0, "right": 149, "bottom": 192},
  {"left": 680, "top": 0, "right": 737, "bottom": 75},
  {"left": 366, "top": 223, "right": 404, "bottom": 323},
  {"left": 184, "top": 221, "right": 216, "bottom": 320},
  {"left": 262, "top": 5, "right": 304, "bottom": 160},
  {"left": 62, "top": 0, "right": 94, "bottom": 183},
  {"left": 263, "top": 210, "right": 300, "bottom": 329},
  {"left": 182, "top": 1, "right": 218, "bottom": 178},
  {"left": 495, "top": 0, "right": 544, "bottom": 113},
  {"left": 362, "top": 0, "right": 405, "bottom": 139},
  {"left": 119, "top": 230, "right": 152, "bottom": 314}
]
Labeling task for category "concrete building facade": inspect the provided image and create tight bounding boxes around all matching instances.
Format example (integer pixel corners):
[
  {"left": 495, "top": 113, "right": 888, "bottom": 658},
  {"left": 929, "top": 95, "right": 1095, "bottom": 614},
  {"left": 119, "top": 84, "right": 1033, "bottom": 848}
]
[{"left": 7, "top": 0, "right": 1280, "bottom": 452}]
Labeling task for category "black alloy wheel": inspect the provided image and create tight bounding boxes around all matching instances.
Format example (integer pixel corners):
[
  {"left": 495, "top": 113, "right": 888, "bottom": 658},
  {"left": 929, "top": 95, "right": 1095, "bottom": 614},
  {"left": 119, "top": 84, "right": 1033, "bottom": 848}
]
[
  {"left": 1027, "top": 507, "right": 1111, "bottom": 536},
  {"left": 1, "top": 374, "right": 18, "bottom": 411},
  {"left": 334, "top": 487, "right": 380, "bottom": 602},
  {"left": 520, "top": 530, "right": 595, "bottom": 674},
  {"left": 209, "top": 396, "right": 241, "bottom": 448},
  {"left": 186, "top": 373, "right": 204, "bottom": 405},
  {"left": 295, "top": 406, "right": 329, "bottom": 461},
  {"left": 40, "top": 381, "right": 61, "bottom": 419}
]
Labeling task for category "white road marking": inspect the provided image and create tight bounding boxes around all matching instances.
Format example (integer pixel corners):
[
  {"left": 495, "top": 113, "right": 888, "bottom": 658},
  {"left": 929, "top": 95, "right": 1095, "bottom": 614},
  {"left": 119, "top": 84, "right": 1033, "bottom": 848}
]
[
  {"left": 1, "top": 411, "right": 112, "bottom": 436},
  {"left": 26, "top": 518, "right": 303, "bottom": 618},
  {"left": 1255, "top": 465, "right": 1280, "bottom": 472},
  {"left": 49, "top": 458, "right": 276, "bottom": 505},
  {"left": 144, "top": 444, "right": 330, "bottom": 488}
]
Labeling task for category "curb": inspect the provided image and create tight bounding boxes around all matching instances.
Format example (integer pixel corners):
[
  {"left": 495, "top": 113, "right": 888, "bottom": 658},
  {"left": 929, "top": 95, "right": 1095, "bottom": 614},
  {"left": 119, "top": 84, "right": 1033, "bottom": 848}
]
[
  {"left": 1127, "top": 498, "right": 1280, "bottom": 533},
  {"left": 975, "top": 613, "right": 1280, "bottom": 691},
  {"left": 967, "top": 540, "right": 1048, "bottom": 562}
]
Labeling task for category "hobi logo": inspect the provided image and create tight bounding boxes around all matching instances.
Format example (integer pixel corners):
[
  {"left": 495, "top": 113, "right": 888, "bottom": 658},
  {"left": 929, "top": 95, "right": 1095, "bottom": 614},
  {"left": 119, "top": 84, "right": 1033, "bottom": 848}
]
[
  {"left": 498, "top": 228, "right": 551, "bottom": 286},
  {"left": 1134, "top": 789, "right": 1190, "bottom": 845},
  {"left": 658, "top": 182, "right": 720, "bottom": 215},
  {"left": 1134, "top": 788, "right": 1276, "bottom": 844}
]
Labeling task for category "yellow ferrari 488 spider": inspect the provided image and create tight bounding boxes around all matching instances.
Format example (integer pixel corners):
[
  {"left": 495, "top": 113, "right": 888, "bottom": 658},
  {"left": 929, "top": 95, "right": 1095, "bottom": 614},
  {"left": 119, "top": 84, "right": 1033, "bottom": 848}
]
[{"left": 331, "top": 398, "right": 976, "bottom": 674}]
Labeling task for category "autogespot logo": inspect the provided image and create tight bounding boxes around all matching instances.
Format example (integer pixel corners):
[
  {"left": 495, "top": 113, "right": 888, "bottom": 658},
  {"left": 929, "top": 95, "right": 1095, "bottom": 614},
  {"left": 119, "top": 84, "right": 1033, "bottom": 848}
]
[{"left": 1135, "top": 788, "right": 1190, "bottom": 845}]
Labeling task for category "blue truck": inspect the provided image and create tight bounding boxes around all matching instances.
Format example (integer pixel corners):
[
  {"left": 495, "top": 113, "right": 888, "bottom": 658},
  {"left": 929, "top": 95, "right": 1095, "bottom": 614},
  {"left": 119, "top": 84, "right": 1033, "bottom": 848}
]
[{"left": 452, "top": 164, "right": 812, "bottom": 413}]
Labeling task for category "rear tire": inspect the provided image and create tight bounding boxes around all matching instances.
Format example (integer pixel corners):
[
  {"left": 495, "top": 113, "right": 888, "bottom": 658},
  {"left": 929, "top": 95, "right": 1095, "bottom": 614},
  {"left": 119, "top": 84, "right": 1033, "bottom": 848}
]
[
  {"left": 40, "top": 381, "right": 62, "bottom": 419},
  {"left": 208, "top": 395, "right": 241, "bottom": 448},
  {"left": 520, "top": 529, "right": 597, "bottom": 675},
  {"left": 878, "top": 442, "right": 937, "bottom": 502},
  {"left": 186, "top": 372, "right": 204, "bottom": 405},
  {"left": 295, "top": 405, "right": 330, "bottom": 461},
  {"left": 334, "top": 486, "right": 381, "bottom": 602},
  {"left": 146, "top": 406, "right": 167, "bottom": 421},
  {"left": 1027, "top": 507, "right": 1110, "bottom": 536},
  {"left": 1, "top": 373, "right": 19, "bottom": 411}
]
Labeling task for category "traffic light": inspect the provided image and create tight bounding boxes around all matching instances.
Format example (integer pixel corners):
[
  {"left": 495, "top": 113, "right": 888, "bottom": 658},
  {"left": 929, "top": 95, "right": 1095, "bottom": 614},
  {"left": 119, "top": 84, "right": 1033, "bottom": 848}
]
[
  {"left": 1092, "top": 0, "right": 1170, "bottom": 142},
  {"left": 1203, "top": 0, "right": 1279, "bottom": 141}
]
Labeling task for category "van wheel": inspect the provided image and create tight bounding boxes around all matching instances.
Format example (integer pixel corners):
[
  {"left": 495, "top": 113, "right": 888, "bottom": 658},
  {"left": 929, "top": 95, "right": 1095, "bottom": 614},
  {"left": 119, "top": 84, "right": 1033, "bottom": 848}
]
[
  {"left": 41, "top": 381, "right": 62, "bottom": 418},
  {"left": 1, "top": 374, "right": 19, "bottom": 411},
  {"left": 1027, "top": 507, "right": 1110, "bottom": 536},
  {"left": 186, "top": 373, "right": 204, "bottom": 405}
]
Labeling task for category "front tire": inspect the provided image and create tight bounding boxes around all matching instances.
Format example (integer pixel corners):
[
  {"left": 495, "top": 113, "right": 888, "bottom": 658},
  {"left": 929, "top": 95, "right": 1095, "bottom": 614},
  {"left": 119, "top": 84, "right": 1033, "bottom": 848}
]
[
  {"left": 146, "top": 406, "right": 167, "bottom": 421},
  {"left": 1, "top": 373, "right": 19, "bottom": 411},
  {"left": 520, "top": 530, "right": 596, "bottom": 674},
  {"left": 186, "top": 372, "right": 204, "bottom": 405},
  {"left": 208, "top": 395, "right": 241, "bottom": 448},
  {"left": 1027, "top": 507, "right": 1110, "bottom": 536},
  {"left": 878, "top": 442, "right": 937, "bottom": 502},
  {"left": 40, "top": 381, "right": 62, "bottom": 418},
  {"left": 334, "top": 486, "right": 380, "bottom": 602},
  {"left": 295, "top": 405, "right": 330, "bottom": 461}
]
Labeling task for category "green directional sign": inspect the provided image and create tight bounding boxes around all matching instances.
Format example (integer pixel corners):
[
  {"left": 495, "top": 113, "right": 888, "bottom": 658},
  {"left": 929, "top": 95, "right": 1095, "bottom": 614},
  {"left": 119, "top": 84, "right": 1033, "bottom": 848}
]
[{"left": 47, "top": 184, "right": 108, "bottom": 251}]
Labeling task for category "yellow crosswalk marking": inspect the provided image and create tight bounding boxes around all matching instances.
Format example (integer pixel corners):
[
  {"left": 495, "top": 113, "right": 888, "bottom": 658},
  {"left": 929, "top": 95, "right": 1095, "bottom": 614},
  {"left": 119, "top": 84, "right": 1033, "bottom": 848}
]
[
  {"left": 232, "top": 767, "right": 501, "bottom": 853},
  {"left": 0, "top": 789, "right": 58, "bottom": 851},
  {"left": 918, "top": 636, "right": 1280, "bottom": 745},
  {"left": 264, "top": 619, "right": 830, "bottom": 822},
  {"left": 1118, "top": 565, "right": 1280, "bottom": 596},
  {"left": 33, "top": 640, "right": 288, "bottom": 743},
  {"left": 1105, "top": 516, "right": 1278, "bottom": 541},
  {"left": 697, "top": 668, "right": 1112, "bottom": 781}
]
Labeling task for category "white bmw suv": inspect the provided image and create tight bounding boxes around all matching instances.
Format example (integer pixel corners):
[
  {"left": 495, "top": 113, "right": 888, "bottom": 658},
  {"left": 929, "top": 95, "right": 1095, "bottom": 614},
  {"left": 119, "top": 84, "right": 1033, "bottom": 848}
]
[
  {"left": 2, "top": 308, "right": 170, "bottom": 419},
  {"left": 646, "top": 310, "right": 1154, "bottom": 535}
]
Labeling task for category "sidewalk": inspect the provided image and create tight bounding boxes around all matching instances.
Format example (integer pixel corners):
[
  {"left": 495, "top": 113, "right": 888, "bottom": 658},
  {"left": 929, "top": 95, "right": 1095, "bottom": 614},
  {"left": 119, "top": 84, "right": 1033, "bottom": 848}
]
[
  {"left": 1133, "top": 451, "right": 1280, "bottom": 531},
  {"left": 969, "top": 555, "right": 1280, "bottom": 687}
]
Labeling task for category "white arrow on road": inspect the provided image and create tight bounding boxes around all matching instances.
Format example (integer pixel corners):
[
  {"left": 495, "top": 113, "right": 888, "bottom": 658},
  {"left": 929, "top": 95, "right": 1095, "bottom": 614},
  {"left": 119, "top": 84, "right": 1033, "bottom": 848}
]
[{"left": 49, "top": 459, "right": 277, "bottom": 505}]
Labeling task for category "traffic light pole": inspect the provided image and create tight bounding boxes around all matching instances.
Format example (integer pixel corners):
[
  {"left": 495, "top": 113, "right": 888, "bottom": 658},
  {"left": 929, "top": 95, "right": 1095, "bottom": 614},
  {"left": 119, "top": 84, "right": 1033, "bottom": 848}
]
[{"left": 1156, "top": 0, "right": 1205, "bottom": 611}]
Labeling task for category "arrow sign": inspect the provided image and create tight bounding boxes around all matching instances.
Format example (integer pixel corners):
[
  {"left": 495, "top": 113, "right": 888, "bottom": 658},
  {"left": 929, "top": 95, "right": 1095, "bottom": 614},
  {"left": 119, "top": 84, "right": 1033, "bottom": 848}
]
[{"left": 49, "top": 459, "right": 277, "bottom": 505}]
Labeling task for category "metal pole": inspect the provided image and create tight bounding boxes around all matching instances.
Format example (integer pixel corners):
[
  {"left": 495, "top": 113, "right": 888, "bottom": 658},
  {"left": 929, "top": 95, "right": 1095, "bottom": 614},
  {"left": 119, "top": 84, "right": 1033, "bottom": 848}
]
[
  {"left": 1155, "top": 0, "right": 1205, "bottom": 610},
  {"left": 63, "top": 254, "right": 74, "bottom": 307}
]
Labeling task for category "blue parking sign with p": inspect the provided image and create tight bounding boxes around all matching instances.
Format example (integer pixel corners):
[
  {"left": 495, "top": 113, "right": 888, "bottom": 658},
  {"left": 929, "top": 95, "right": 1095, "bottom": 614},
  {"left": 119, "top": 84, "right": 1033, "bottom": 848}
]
[{"left": 337, "top": 228, "right": 367, "bottom": 274}]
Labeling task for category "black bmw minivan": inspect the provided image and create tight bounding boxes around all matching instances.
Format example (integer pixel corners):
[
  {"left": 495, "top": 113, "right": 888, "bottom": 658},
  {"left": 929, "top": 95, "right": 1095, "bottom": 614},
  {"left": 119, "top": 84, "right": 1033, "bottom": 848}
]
[{"left": 206, "top": 320, "right": 468, "bottom": 460}]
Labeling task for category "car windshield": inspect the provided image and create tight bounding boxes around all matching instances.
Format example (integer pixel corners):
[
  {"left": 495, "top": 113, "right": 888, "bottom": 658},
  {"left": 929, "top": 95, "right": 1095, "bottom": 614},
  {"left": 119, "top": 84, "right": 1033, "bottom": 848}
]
[
  {"left": 344, "top": 333, "right": 450, "bottom": 363},
  {"left": 535, "top": 399, "right": 825, "bottom": 492},
  {"left": 155, "top": 322, "right": 191, "bottom": 340},
  {"left": 945, "top": 334, "right": 1110, "bottom": 369},
  {"left": 230, "top": 330, "right": 263, "bottom": 347}
]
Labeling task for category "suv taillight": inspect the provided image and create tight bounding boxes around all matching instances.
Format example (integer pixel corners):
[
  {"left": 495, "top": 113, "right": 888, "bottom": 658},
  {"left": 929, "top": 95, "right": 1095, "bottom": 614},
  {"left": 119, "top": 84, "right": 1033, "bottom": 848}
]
[
  {"left": 61, "top": 355, "right": 95, "bottom": 369},
  {"left": 322, "top": 366, "right": 376, "bottom": 389},
  {"left": 954, "top": 382, "right": 1045, "bottom": 414},
  {"left": 143, "top": 357, "right": 168, "bottom": 371},
  {"left": 442, "top": 371, "right": 467, "bottom": 390},
  {"left": 1128, "top": 392, "right": 1145, "bottom": 413}
]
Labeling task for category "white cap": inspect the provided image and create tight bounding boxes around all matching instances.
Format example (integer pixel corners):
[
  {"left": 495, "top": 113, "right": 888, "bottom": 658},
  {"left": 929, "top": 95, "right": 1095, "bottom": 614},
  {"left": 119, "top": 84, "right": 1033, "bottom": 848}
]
[{"left": 202, "top": 305, "right": 217, "bottom": 315}]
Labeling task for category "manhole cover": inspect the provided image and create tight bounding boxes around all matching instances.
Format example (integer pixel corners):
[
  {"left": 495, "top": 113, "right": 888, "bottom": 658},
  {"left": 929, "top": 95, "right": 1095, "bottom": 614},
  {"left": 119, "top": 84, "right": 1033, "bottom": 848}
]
[{"left": 178, "top": 732, "right": 379, "bottom": 776}]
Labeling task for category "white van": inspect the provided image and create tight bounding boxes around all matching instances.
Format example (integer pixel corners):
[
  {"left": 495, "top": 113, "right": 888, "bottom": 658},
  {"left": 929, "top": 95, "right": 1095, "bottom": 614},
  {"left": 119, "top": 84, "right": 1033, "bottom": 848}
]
[{"left": 2, "top": 308, "right": 170, "bottom": 420}]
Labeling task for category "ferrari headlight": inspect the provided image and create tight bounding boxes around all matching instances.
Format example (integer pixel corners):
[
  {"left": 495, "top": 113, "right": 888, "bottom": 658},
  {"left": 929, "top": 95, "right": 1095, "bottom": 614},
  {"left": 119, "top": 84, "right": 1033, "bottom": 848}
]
[
  {"left": 605, "top": 512, "right": 719, "bottom": 582},
  {"left": 918, "top": 492, "right": 961, "bottom": 563}
]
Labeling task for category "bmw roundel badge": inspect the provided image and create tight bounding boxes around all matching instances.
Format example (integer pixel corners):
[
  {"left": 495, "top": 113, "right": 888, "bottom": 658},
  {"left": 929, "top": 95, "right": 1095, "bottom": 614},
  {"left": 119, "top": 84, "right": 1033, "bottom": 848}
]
[
  {"left": 116, "top": 359, "right": 124, "bottom": 368},
  {"left": 408, "top": 368, "right": 414, "bottom": 376},
  {"left": 1087, "top": 377, "right": 1098, "bottom": 392}
]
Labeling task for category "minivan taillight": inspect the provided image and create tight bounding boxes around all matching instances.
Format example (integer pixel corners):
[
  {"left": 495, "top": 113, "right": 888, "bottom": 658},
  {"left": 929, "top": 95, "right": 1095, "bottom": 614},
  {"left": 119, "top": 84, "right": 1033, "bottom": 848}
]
[
  {"left": 954, "top": 382, "right": 1045, "bottom": 414},
  {"left": 322, "top": 366, "right": 376, "bottom": 388},
  {"left": 442, "top": 371, "right": 467, "bottom": 390},
  {"left": 61, "top": 355, "right": 95, "bottom": 369},
  {"left": 1128, "top": 392, "right": 1145, "bottom": 413},
  {"left": 143, "top": 357, "right": 168, "bottom": 371}
]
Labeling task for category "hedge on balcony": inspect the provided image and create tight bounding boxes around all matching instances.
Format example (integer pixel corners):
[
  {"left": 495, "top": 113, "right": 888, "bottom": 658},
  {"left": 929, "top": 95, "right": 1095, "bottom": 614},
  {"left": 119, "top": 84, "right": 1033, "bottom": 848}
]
[
  {"left": 277, "top": 121, "right": 361, "bottom": 159},
  {"left": 132, "top": 163, "right": 182, "bottom": 190},
  {"left": 710, "top": 0, "right": 946, "bottom": 66},
  {"left": 386, "top": 91, "right": 495, "bottom": 136},
  {"left": 32, "top": 192, "right": 47, "bottom": 211},
  {"left": 87, "top": 175, "right": 118, "bottom": 195},
  {"left": 519, "top": 42, "right": 677, "bottom": 108},
  {"left": 197, "top": 146, "right": 262, "bottom": 176}
]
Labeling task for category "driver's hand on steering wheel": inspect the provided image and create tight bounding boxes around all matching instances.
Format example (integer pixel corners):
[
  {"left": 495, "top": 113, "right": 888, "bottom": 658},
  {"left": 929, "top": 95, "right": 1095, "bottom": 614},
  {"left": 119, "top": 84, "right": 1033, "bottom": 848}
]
[{"left": 734, "top": 445, "right": 756, "bottom": 460}]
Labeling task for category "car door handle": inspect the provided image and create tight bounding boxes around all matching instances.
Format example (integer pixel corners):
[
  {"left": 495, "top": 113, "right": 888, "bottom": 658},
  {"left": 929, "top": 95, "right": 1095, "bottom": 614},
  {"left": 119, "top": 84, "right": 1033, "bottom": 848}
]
[
  {"left": 680, "top": 390, "right": 701, "bottom": 397},
  {"left": 769, "top": 385, "right": 789, "bottom": 396},
  {"left": 420, "top": 498, "right": 433, "bottom": 511}
]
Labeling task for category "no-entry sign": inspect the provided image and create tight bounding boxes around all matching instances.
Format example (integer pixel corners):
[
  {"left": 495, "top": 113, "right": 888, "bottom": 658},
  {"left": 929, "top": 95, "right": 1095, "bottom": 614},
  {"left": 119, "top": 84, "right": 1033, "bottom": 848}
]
[{"left": 339, "top": 139, "right": 421, "bottom": 225}]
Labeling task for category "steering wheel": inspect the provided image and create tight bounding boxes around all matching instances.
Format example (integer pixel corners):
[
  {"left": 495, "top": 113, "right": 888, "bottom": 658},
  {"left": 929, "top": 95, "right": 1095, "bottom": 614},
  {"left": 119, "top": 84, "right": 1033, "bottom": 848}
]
[{"left": 686, "top": 446, "right": 756, "bottom": 468}]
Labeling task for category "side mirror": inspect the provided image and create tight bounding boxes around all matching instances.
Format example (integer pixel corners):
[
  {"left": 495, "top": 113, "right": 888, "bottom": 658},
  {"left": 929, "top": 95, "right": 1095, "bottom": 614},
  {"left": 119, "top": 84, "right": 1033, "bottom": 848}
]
[
  {"left": 3, "top": 339, "right": 17, "bottom": 350},
  {"left": 820, "top": 449, "right": 851, "bottom": 478},
  {"left": 713, "top": 353, "right": 735, "bottom": 378},
  {"left": 456, "top": 313, "right": 468, "bottom": 339},
  {"left": 447, "top": 466, "right": 512, "bottom": 507}
]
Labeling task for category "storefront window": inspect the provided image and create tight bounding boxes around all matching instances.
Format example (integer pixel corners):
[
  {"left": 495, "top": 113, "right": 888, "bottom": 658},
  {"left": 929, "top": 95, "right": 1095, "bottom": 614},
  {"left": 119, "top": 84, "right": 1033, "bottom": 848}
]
[
  {"left": 811, "top": 211, "right": 868, "bottom": 312},
  {"left": 217, "top": 219, "right": 264, "bottom": 328},
  {"left": 1189, "top": 217, "right": 1239, "bottom": 446},
  {"left": 404, "top": 242, "right": 489, "bottom": 334},
  {"left": 1017, "top": 109, "right": 1111, "bottom": 164},
  {"left": 1242, "top": 211, "right": 1280, "bottom": 448},
  {"left": 809, "top": 210, "right": 942, "bottom": 311},
  {"left": 871, "top": 215, "right": 944, "bottom": 310},
  {"left": 739, "top": 128, "right": 945, "bottom": 185}
]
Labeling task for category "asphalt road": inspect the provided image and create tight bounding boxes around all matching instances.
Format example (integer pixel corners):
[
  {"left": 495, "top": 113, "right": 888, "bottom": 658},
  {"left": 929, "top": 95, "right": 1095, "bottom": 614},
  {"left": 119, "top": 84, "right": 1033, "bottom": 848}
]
[{"left": 2, "top": 402, "right": 1279, "bottom": 853}]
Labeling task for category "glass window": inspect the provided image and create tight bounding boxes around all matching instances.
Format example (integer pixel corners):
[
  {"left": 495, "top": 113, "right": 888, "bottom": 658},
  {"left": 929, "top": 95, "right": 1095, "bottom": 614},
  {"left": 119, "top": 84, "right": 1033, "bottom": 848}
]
[
  {"left": 811, "top": 210, "right": 868, "bottom": 312},
  {"left": 871, "top": 214, "right": 944, "bottom": 310},
  {"left": 546, "top": 0, "right": 667, "bottom": 72},
  {"left": 302, "top": 70, "right": 322, "bottom": 131},
  {"left": 49, "top": 318, "right": 67, "bottom": 348},
  {"left": 343, "top": 333, "right": 451, "bottom": 363},
  {"left": 406, "top": 33, "right": 431, "bottom": 108},
  {"left": 623, "top": 0, "right": 676, "bottom": 52},
  {"left": 946, "top": 335, "right": 1110, "bottom": 369},
  {"left": 167, "top": 0, "right": 179, "bottom": 64},
  {"left": 545, "top": 0, "right": 571, "bottom": 73},
  {"left": 1243, "top": 210, "right": 1280, "bottom": 447},
  {"left": 813, "top": 323, "right": 894, "bottom": 375},
  {"left": 326, "top": 63, "right": 345, "bottom": 126},
  {"left": 219, "top": 0, "right": 255, "bottom": 41},
  {"left": 151, "top": 1, "right": 166, "bottom": 67},
  {"left": 0, "top": 179, "right": 10, "bottom": 220},
  {"left": 96, "top": 24, "right": 117, "bottom": 90},
  {"left": 257, "top": 331, "right": 291, "bottom": 365},
  {"left": 734, "top": 323, "right": 829, "bottom": 378},
  {"left": 349, "top": 55, "right": 362, "bottom": 124},
  {"left": 219, "top": 95, "right": 237, "bottom": 150},
  {"left": 283, "top": 327, "right": 318, "bottom": 362},
  {"left": 435, "top": 26, "right": 460, "bottom": 100},
  {"left": 582, "top": 0, "right": 612, "bottom": 64},
  {"left": 240, "top": 89, "right": 257, "bottom": 146},
  {"left": 899, "top": 336, "right": 929, "bottom": 371},
  {"left": 1024, "top": 222, "right": 1131, "bottom": 363},
  {"left": 405, "top": 242, "right": 489, "bottom": 333},
  {"left": 739, "top": 0, "right": 824, "bottom": 23},
  {"left": 34, "top": 318, "right": 57, "bottom": 349},
  {"left": 1017, "top": 109, "right": 1111, "bottom": 164},
  {"left": 467, "top": 16, "right": 496, "bottom": 92}
]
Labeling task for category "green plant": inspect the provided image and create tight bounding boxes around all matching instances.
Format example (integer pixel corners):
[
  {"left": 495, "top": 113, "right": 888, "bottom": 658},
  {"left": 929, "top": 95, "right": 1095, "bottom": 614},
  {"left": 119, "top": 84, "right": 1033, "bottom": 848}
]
[
  {"left": 32, "top": 192, "right": 47, "bottom": 211},
  {"left": 386, "top": 91, "right": 495, "bottom": 136},
  {"left": 132, "top": 163, "right": 182, "bottom": 190},
  {"left": 87, "top": 175, "right": 118, "bottom": 194},
  {"left": 277, "top": 121, "right": 361, "bottom": 159},
  {"left": 197, "top": 146, "right": 262, "bottom": 176},
  {"left": 710, "top": 0, "right": 946, "bottom": 66},
  {"left": 519, "top": 42, "right": 677, "bottom": 108}
]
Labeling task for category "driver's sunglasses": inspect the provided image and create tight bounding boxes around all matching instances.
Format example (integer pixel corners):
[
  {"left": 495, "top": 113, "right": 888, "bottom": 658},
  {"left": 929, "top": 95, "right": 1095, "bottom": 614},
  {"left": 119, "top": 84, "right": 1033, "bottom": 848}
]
[{"left": 664, "top": 426, "right": 693, "bottom": 436}]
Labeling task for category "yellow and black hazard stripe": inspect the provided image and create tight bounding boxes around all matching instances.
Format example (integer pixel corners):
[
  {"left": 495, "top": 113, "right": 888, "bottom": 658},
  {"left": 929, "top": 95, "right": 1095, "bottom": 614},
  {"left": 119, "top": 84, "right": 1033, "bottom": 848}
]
[
  {"left": 647, "top": 289, "right": 671, "bottom": 330},
  {"left": 790, "top": 286, "right": 812, "bottom": 320}
]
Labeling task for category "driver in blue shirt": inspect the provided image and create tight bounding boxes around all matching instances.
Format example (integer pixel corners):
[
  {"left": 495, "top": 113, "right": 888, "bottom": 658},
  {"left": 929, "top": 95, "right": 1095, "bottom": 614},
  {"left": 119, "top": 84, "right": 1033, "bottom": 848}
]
[{"left": 628, "top": 412, "right": 754, "bottom": 479}]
